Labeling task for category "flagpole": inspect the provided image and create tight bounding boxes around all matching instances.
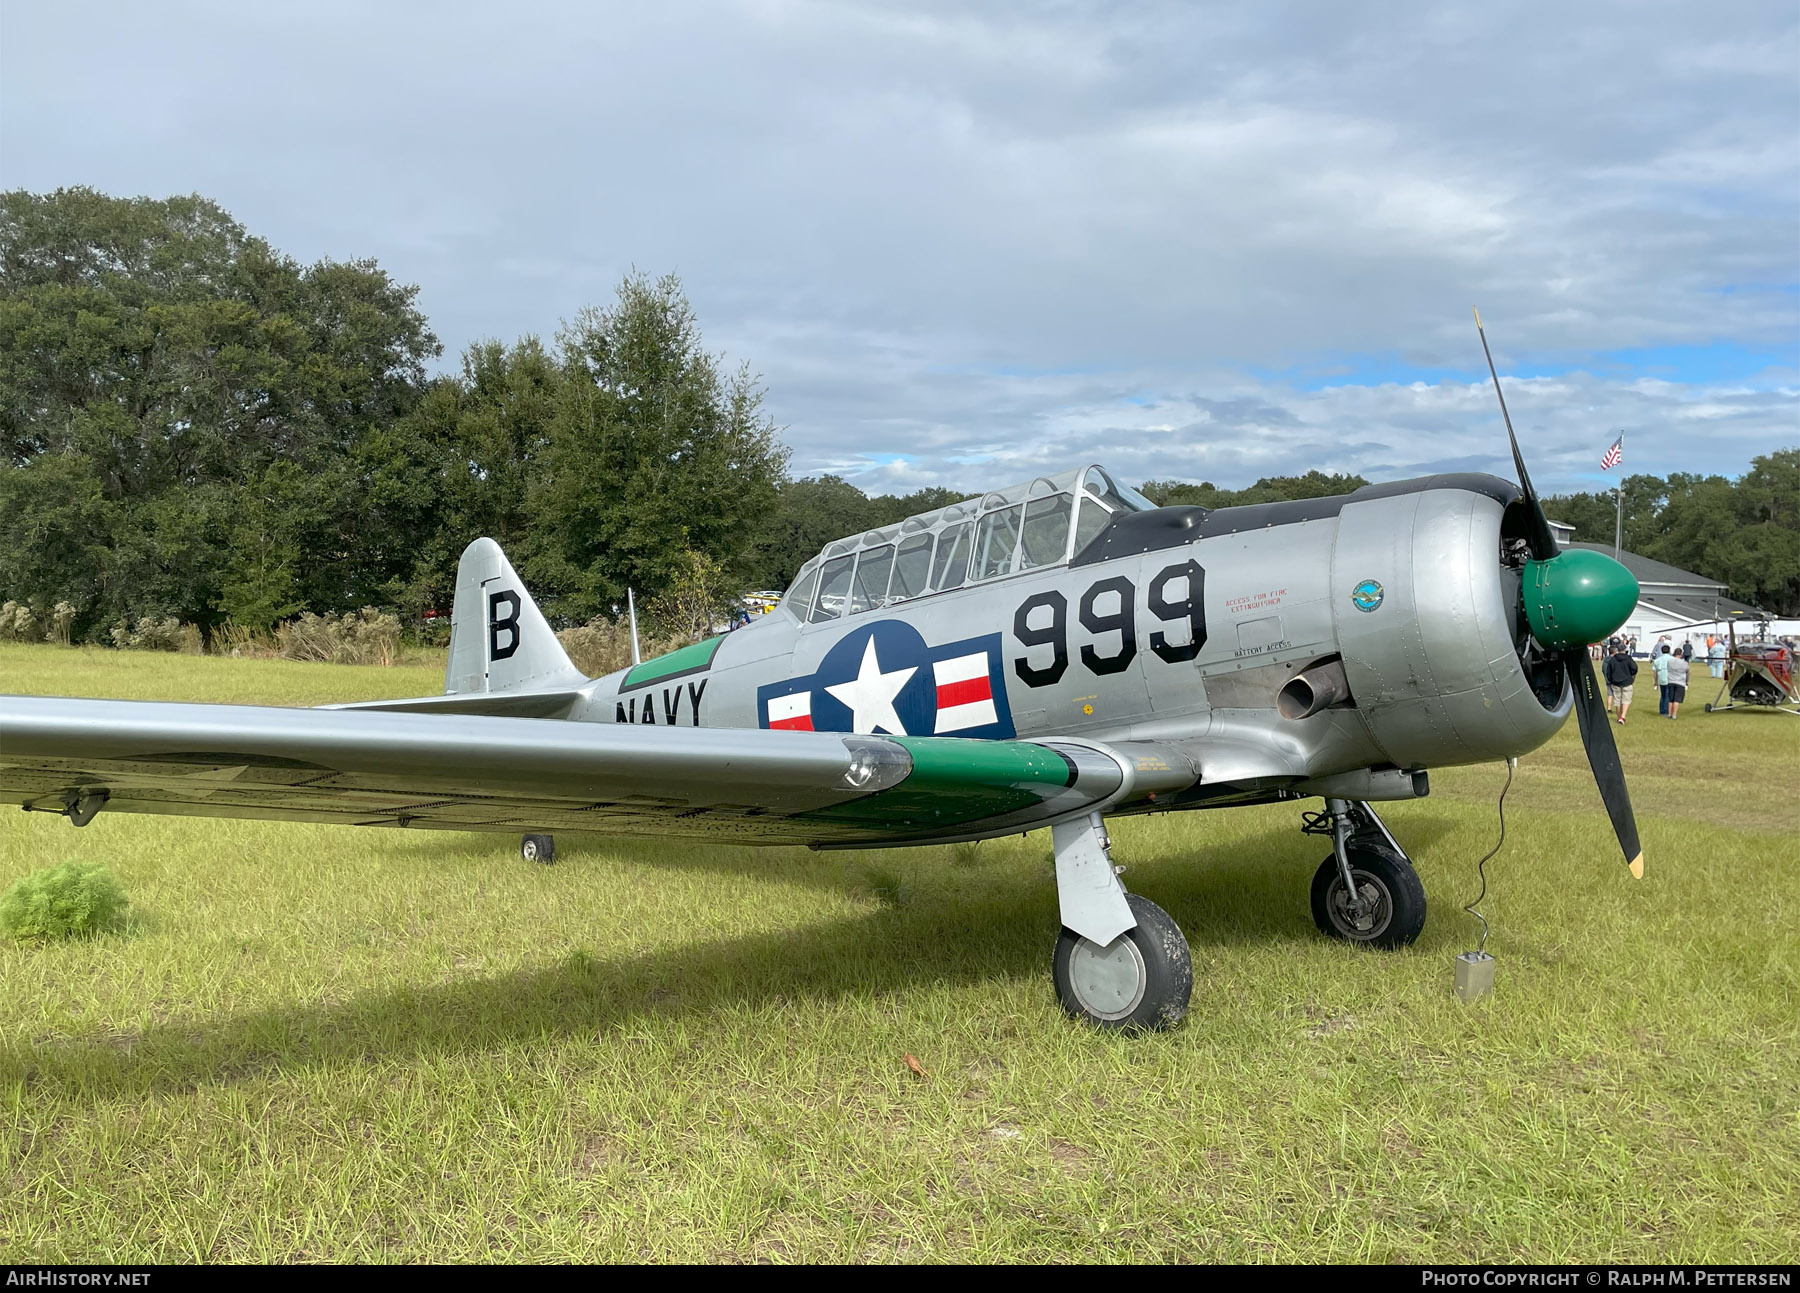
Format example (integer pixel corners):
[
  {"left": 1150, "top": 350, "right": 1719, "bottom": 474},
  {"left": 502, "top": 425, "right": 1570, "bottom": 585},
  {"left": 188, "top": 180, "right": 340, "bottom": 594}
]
[{"left": 1613, "top": 430, "right": 1623, "bottom": 563}]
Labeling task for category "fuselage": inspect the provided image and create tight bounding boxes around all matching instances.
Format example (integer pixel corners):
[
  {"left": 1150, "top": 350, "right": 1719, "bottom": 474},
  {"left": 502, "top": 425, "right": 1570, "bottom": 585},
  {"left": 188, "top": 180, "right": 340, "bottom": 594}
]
[{"left": 571, "top": 471, "right": 1573, "bottom": 807}]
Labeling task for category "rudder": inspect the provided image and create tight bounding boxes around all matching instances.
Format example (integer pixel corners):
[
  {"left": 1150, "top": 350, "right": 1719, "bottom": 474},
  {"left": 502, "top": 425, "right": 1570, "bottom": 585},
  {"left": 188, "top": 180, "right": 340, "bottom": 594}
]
[{"left": 446, "top": 538, "right": 586, "bottom": 694}]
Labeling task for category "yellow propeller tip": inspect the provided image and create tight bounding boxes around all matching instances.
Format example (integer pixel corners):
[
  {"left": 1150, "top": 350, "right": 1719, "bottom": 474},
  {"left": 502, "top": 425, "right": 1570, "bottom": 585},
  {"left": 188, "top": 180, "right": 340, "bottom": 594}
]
[{"left": 1628, "top": 855, "right": 1644, "bottom": 880}]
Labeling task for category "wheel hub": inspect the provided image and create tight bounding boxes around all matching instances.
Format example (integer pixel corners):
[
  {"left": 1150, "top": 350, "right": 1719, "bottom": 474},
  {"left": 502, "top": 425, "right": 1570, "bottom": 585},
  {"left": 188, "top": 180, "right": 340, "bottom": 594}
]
[
  {"left": 1331, "top": 873, "right": 1393, "bottom": 939},
  {"left": 1066, "top": 935, "right": 1149, "bottom": 1022}
]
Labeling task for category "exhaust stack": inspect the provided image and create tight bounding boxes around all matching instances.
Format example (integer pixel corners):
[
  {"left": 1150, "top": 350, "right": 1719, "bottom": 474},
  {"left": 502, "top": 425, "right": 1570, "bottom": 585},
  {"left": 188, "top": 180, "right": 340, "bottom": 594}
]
[{"left": 1278, "top": 658, "right": 1352, "bottom": 721}]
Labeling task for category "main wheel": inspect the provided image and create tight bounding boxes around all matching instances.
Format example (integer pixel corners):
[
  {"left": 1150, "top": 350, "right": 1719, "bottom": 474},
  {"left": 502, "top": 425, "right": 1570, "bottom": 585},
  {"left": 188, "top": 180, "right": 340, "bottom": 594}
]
[
  {"left": 1052, "top": 894, "right": 1192, "bottom": 1031},
  {"left": 1310, "top": 846, "right": 1425, "bottom": 948},
  {"left": 521, "top": 833, "right": 555, "bottom": 865}
]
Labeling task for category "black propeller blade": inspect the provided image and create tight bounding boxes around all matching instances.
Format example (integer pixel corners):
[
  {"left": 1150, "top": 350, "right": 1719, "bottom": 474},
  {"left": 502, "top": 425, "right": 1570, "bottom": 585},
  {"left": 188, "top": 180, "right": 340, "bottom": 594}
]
[
  {"left": 1475, "top": 307, "right": 1644, "bottom": 877},
  {"left": 1561, "top": 646, "right": 1645, "bottom": 878},
  {"left": 1474, "top": 306, "right": 1559, "bottom": 562}
]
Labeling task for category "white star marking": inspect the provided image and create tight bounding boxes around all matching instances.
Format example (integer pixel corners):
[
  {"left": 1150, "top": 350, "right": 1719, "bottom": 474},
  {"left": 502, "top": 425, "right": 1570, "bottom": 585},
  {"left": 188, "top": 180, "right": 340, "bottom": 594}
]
[{"left": 825, "top": 639, "right": 917, "bottom": 735}]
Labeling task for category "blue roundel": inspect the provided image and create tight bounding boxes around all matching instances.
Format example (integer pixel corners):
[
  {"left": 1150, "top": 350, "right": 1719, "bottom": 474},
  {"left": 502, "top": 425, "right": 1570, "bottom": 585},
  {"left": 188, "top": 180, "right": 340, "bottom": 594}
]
[{"left": 1351, "top": 579, "right": 1384, "bottom": 612}]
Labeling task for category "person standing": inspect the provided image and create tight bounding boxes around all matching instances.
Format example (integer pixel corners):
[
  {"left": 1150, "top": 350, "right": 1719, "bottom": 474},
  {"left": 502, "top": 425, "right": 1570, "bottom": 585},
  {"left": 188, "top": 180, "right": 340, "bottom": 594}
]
[
  {"left": 1709, "top": 636, "right": 1727, "bottom": 679},
  {"left": 1603, "top": 640, "right": 1638, "bottom": 724},
  {"left": 1653, "top": 644, "right": 1673, "bottom": 716},
  {"left": 1666, "top": 647, "right": 1690, "bottom": 720}
]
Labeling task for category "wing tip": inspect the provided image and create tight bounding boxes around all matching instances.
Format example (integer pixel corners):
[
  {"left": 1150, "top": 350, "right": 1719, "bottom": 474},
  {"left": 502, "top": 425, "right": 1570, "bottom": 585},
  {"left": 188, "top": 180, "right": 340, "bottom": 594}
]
[{"left": 1628, "top": 854, "right": 1644, "bottom": 880}]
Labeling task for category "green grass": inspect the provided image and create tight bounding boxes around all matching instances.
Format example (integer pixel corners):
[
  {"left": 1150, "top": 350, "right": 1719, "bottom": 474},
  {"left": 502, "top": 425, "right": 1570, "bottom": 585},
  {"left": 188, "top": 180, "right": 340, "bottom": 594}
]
[{"left": 1, "top": 642, "right": 1796, "bottom": 1261}]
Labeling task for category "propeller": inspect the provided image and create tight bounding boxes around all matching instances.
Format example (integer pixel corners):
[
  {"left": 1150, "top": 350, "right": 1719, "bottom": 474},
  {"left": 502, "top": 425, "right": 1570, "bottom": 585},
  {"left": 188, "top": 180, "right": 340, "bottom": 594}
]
[{"left": 1474, "top": 308, "right": 1645, "bottom": 879}]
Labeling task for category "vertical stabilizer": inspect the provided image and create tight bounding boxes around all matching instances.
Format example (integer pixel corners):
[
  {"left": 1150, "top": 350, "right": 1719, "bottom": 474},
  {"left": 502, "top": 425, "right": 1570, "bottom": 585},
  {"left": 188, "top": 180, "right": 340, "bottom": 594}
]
[{"left": 445, "top": 538, "right": 587, "bottom": 695}]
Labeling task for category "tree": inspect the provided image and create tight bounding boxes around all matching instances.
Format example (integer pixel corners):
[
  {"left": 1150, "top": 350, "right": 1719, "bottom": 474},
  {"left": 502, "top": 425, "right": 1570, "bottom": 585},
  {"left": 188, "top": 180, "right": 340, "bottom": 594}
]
[
  {"left": 1538, "top": 473, "right": 1666, "bottom": 554},
  {"left": 746, "top": 475, "right": 881, "bottom": 589},
  {"left": 648, "top": 549, "right": 736, "bottom": 642},
  {"left": 1141, "top": 471, "right": 1369, "bottom": 509},
  {"left": 373, "top": 337, "right": 560, "bottom": 617},
  {"left": 217, "top": 463, "right": 310, "bottom": 630},
  {"left": 0, "top": 187, "right": 438, "bottom": 637},
  {"left": 1543, "top": 449, "right": 1800, "bottom": 615},
  {"left": 743, "top": 478, "right": 977, "bottom": 590},
  {"left": 522, "top": 271, "right": 788, "bottom": 622}
]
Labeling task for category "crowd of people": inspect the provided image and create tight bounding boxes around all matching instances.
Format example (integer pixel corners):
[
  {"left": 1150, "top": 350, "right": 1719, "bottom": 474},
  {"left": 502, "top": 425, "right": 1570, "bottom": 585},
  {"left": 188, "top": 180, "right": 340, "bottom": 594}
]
[
  {"left": 1598, "top": 632, "right": 1730, "bottom": 677},
  {"left": 1601, "top": 634, "right": 1722, "bottom": 724},
  {"left": 1600, "top": 628, "right": 1800, "bottom": 724}
]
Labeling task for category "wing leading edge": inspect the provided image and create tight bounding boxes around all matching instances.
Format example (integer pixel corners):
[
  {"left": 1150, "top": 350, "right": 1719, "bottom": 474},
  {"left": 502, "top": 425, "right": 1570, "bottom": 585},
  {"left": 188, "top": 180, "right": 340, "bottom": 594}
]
[{"left": 0, "top": 696, "right": 1194, "bottom": 847}]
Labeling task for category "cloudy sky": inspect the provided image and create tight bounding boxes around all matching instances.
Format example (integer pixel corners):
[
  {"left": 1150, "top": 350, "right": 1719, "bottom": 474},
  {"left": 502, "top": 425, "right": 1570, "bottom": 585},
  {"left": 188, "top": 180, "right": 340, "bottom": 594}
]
[{"left": 3, "top": 0, "right": 1795, "bottom": 500}]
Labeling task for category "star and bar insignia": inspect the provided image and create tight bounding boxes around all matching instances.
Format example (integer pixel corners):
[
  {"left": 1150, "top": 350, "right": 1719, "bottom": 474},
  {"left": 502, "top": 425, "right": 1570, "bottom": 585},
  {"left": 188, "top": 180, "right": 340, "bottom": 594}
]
[{"left": 758, "top": 622, "right": 1016, "bottom": 739}]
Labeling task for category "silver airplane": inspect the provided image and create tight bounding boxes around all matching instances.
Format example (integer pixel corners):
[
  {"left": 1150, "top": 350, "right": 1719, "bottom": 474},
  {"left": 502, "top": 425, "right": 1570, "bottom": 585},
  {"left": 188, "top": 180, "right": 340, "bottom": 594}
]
[{"left": 0, "top": 365, "right": 1643, "bottom": 1031}]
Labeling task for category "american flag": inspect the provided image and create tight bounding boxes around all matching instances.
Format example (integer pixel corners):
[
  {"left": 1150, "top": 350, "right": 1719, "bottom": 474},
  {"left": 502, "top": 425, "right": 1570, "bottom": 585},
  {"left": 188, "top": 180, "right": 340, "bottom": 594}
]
[{"left": 1601, "top": 435, "right": 1623, "bottom": 470}]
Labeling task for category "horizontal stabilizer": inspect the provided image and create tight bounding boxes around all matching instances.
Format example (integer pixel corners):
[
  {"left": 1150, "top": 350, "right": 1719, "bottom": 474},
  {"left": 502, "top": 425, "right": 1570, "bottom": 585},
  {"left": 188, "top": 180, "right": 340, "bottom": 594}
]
[{"left": 327, "top": 690, "right": 587, "bottom": 720}]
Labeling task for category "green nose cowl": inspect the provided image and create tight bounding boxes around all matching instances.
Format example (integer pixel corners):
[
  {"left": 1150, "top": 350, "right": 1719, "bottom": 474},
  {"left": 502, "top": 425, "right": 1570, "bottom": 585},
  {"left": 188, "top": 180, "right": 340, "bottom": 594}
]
[{"left": 1522, "top": 549, "right": 1640, "bottom": 650}]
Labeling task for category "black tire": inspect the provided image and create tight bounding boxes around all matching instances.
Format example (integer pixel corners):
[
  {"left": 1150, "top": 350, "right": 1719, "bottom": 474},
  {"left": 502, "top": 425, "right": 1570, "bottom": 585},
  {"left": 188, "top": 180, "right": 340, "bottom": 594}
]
[
  {"left": 1703, "top": 703, "right": 1712, "bottom": 713},
  {"left": 1310, "top": 846, "right": 1425, "bottom": 948},
  {"left": 521, "top": 833, "right": 555, "bottom": 865},
  {"left": 1053, "top": 894, "right": 1193, "bottom": 1031}
]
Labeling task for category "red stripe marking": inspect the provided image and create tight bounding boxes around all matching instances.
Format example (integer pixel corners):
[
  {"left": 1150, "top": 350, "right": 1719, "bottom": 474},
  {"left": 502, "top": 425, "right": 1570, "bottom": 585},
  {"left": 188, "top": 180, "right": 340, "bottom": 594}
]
[
  {"left": 770, "top": 714, "right": 814, "bottom": 731},
  {"left": 936, "top": 676, "right": 992, "bottom": 709}
]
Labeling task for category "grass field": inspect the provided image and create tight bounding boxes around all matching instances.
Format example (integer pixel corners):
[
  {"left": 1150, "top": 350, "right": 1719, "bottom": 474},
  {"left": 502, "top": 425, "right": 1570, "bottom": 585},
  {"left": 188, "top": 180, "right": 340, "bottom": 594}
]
[{"left": 1, "top": 642, "right": 1796, "bottom": 1262}]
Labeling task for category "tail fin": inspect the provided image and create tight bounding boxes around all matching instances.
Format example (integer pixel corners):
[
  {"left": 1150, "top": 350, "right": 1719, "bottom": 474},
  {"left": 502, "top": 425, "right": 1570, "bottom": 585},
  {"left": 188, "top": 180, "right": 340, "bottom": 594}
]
[{"left": 445, "top": 538, "right": 587, "bottom": 695}]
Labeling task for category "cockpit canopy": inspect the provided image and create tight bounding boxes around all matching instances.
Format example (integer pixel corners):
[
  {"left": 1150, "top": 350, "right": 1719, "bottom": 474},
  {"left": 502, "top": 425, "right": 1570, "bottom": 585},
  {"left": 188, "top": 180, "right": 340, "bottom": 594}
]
[{"left": 781, "top": 465, "right": 1157, "bottom": 624}]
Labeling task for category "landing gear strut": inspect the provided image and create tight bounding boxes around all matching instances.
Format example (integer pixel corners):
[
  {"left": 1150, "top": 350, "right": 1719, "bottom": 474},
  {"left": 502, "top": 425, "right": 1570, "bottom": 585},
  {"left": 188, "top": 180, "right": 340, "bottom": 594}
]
[
  {"left": 1049, "top": 812, "right": 1192, "bottom": 1030},
  {"left": 1305, "top": 798, "right": 1426, "bottom": 949}
]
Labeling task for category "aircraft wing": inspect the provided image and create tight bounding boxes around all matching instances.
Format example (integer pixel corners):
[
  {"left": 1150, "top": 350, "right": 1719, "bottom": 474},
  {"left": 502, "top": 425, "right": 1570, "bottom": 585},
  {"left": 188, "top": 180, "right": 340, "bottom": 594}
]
[{"left": 0, "top": 695, "right": 1194, "bottom": 847}]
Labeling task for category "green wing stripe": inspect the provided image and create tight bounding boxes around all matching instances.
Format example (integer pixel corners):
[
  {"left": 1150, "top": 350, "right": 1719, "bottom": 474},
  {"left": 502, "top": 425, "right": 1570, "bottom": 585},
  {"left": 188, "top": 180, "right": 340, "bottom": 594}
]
[
  {"left": 620, "top": 635, "right": 726, "bottom": 691},
  {"left": 802, "top": 736, "right": 1080, "bottom": 831}
]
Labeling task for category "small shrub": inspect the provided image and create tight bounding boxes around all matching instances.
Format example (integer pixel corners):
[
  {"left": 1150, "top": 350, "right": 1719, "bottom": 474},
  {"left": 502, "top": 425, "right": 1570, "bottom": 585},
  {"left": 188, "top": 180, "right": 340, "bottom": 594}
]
[
  {"left": 279, "top": 608, "right": 402, "bottom": 665},
  {"left": 556, "top": 616, "right": 681, "bottom": 679},
  {"left": 47, "top": 601, "right": 76, "bottom": 646},
  {"left": 0, "top": 600, "right": 40, "bottom": 642},
  {"left": 0, "top": 862, "right": 130, "bottom": 941},
  {"left": 108, "top": 615, "right": 194, "bottom": 652},
  {"left": 212, "top": 621, "right": 281, "bottom": 658},
  {"left": 950, "top": 841, "right": 986, "bottom": 869},
  {"left": 414, "top": 617, "right": 452, "bottom": 650},
  {"left": 864, "top": 866, "right": 914, "bottom": 910}
]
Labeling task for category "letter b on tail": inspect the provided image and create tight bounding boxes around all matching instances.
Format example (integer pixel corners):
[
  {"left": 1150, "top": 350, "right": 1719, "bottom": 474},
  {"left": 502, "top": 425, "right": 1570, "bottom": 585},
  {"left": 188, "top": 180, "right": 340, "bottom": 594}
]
[{"left": 488, "top": 590, "right": 522, "bottom": 661}]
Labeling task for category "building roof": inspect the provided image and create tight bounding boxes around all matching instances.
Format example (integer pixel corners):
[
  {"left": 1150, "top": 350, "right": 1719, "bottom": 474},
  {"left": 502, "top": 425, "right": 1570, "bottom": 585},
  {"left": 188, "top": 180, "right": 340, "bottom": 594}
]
[{"left": 1566, "top": 541, "right": 1763, "bottom": 622}]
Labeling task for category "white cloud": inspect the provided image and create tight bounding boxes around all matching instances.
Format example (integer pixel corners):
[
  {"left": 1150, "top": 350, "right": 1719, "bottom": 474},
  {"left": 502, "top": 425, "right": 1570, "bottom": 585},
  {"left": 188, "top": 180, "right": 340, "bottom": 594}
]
[{"left": 1, "top": 0, "right": 1794, "bottom": 494}]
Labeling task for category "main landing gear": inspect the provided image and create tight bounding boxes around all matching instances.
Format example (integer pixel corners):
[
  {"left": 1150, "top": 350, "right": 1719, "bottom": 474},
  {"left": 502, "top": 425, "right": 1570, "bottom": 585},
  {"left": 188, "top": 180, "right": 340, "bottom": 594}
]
[
  {"left": 521, "top": 833, "right": 555, "bottom": 865},
  {"left": 1304, "top": 798, "right": 1426, "bottom": 948},
  {"left": 1049, "top": 812, "right": 1193, "bottom": 1030},
  {"left": 1045, "top": 798, "right": 1425, "bottom": 1028}
]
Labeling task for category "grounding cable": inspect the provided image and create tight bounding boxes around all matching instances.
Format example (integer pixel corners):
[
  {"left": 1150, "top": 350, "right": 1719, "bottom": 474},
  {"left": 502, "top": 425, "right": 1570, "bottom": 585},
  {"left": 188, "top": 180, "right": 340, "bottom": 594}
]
[{"left": 1463, "top": 756, "right": 1516, "bottom": 953}]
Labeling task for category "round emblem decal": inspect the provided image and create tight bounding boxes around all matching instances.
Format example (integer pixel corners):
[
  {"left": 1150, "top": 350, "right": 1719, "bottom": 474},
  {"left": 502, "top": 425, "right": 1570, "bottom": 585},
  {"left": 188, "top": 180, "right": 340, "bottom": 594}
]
[{"left": 1351, "top": 579, "right": 1384, "bottom": 612}]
